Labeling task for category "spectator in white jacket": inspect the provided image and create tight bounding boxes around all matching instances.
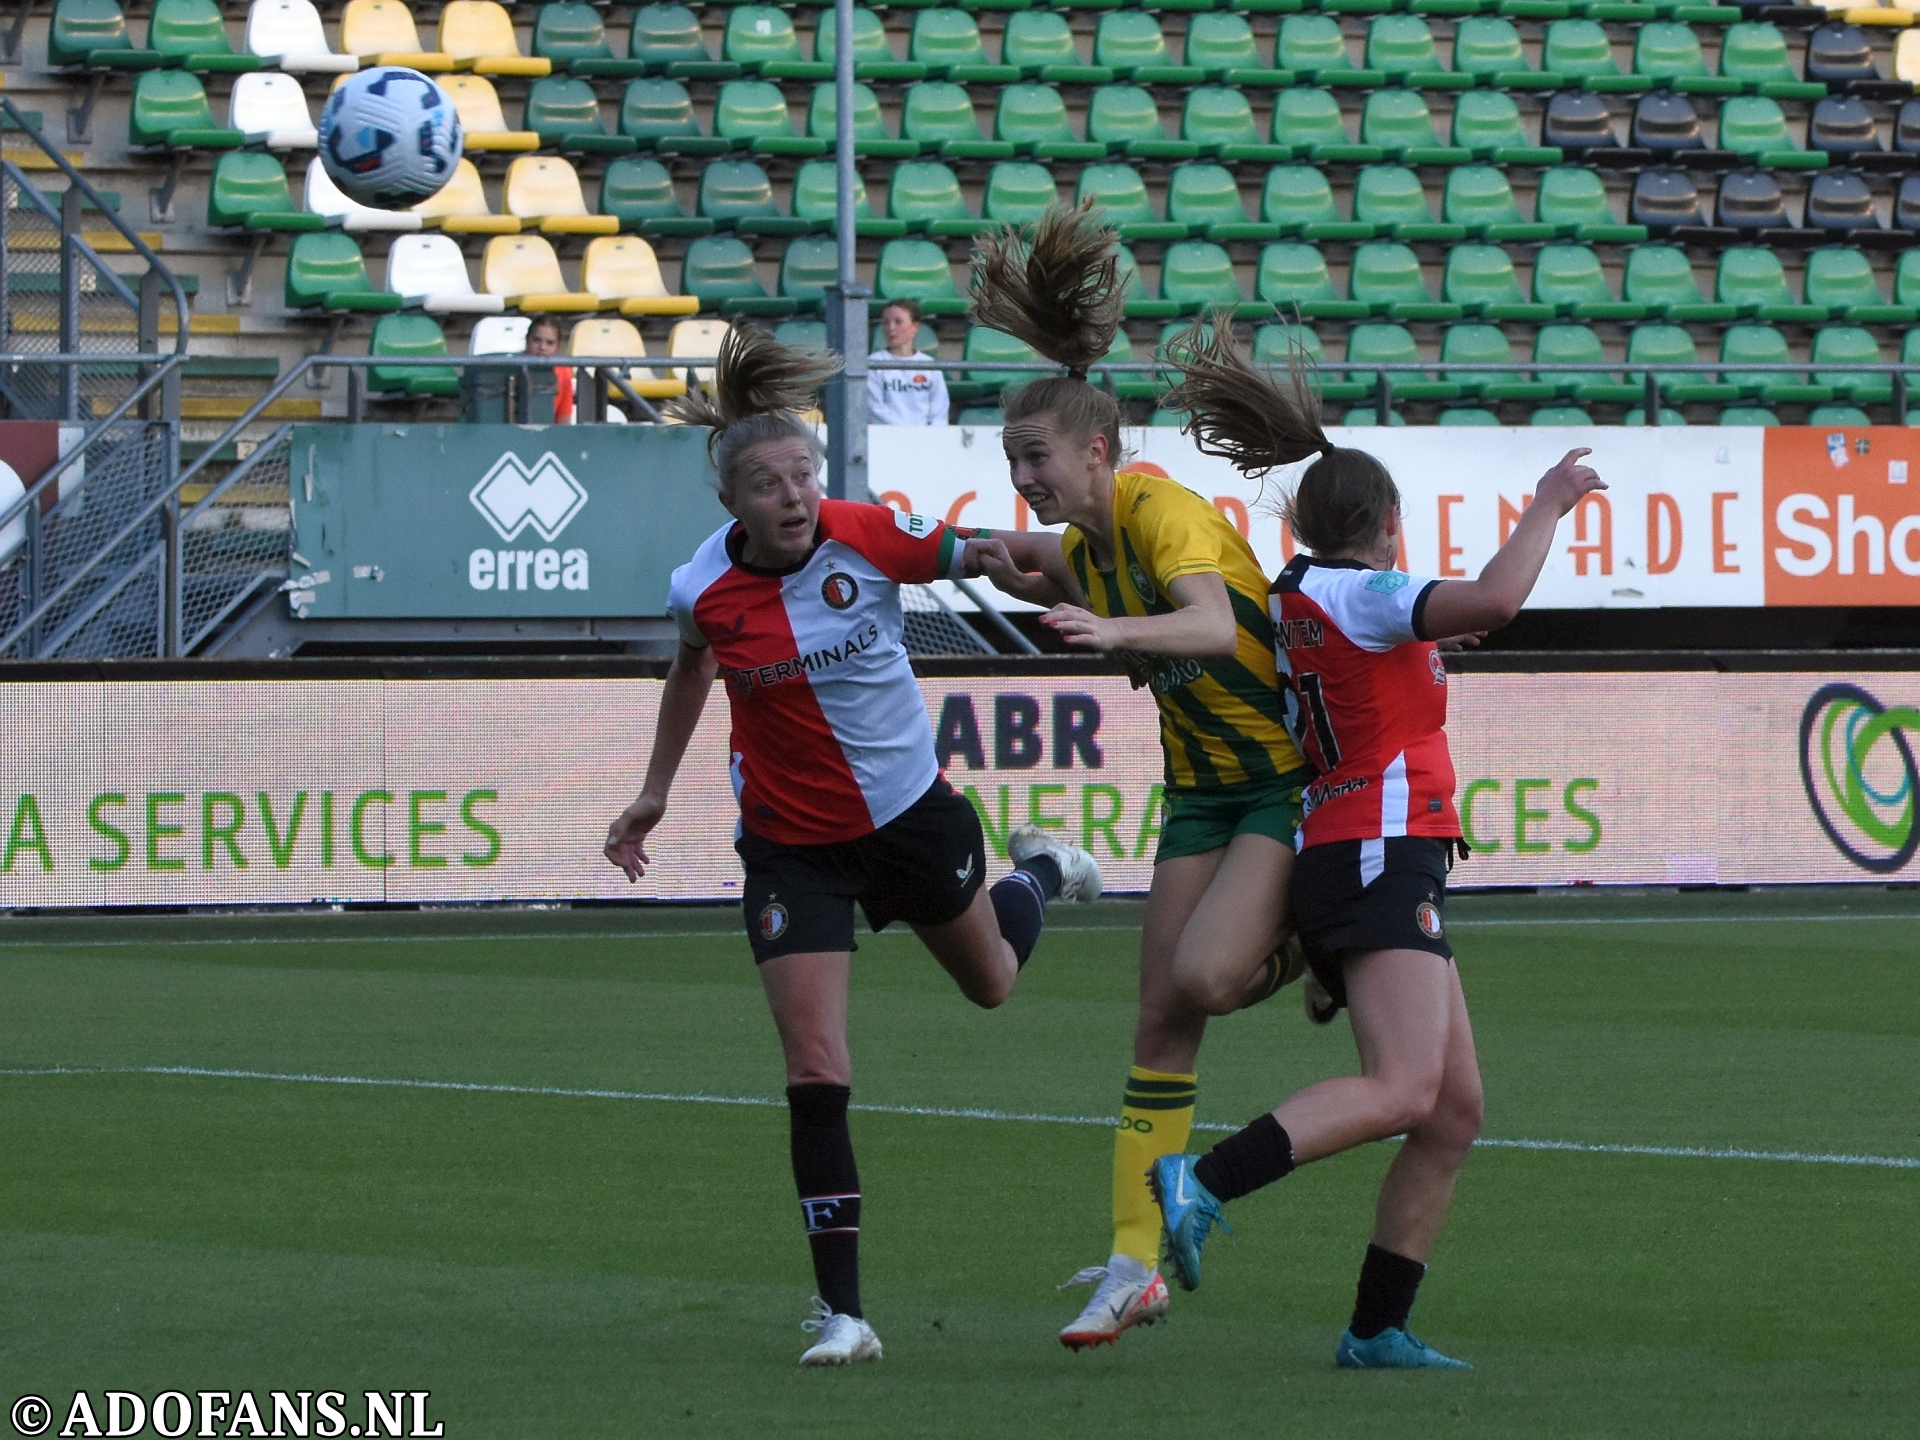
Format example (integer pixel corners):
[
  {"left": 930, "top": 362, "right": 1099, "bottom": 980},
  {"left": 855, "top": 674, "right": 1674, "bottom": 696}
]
[{"left": 867, "top": 299, "right": 949, "bottom": 426}]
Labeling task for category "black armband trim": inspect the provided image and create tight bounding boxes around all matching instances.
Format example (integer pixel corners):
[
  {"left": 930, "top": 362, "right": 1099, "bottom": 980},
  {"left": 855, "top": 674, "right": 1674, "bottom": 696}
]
[{"left": 1409, "top": 579, "right": 1443, "bottom": 643}]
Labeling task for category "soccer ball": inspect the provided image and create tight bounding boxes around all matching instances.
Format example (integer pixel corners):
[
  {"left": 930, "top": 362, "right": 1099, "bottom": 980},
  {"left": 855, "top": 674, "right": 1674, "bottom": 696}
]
[{"left": 318, "top": 67, "right": 463, "bottom": 209}]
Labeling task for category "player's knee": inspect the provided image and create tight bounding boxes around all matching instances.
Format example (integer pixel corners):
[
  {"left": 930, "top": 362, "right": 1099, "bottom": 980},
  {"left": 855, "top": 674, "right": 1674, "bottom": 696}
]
[
  {"left": 1379, "top": 1069, "right": 1446, "bottom": 1138},
  {"left": 1170, "top": 950, "right": 1243, "bottom": 1016}
]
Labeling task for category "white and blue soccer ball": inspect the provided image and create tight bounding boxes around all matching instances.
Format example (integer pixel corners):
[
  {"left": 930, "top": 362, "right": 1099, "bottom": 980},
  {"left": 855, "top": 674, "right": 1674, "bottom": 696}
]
[{"left": 318, "top": 66, "right": 463, "bottom": 209}]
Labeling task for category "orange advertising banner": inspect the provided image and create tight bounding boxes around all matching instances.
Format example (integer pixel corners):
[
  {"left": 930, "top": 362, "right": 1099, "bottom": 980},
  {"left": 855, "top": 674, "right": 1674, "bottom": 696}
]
[{"left": 1763, "top": 428, "right": 1920, "bottom": 606}]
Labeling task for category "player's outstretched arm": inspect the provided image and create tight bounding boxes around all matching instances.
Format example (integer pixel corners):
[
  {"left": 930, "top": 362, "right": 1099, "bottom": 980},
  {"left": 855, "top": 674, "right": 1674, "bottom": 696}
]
[
  {"left": 1419, "top": 448, "right": 1605, "bottom": 640},
  {"left": 1042, "top": 572, "right": 1239, "bottom": 658},
  {"left": 964, "top": 532, "right": 1077, "bottom": 607},
  {"left": 604, "top": 640, "right": 718, "bottom": 882}
]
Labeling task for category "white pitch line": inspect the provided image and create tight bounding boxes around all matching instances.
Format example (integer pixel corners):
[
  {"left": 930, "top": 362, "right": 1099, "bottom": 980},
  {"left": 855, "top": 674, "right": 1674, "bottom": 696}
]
[{"left": 3, "top": 1064, "right": 1915, "bottom": 1173}]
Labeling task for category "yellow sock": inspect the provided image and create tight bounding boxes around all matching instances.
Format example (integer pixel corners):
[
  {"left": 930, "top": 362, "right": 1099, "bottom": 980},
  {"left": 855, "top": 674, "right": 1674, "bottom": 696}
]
[{"left": 1112, "top": 1065, "right": 1197, "bottom": 1267}]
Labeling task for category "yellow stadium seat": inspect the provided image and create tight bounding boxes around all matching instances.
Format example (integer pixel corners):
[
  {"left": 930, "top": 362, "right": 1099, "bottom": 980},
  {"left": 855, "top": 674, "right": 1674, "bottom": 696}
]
[
  {"left": 442, "top": 75, "right": 539, "bottom": 152},
  {"left": 667, "top": 318, "right": 730, "bottom": 385},
  {"left": 481, "top": 233, "right": 601, "bottom": 311},
  {"left": 411, "top": 158, "right": 521, "bottom": 234},
  {"left": 568, "top": 317, "right": 687, "bottom": 397},
  {"left": 505, "top": 155, "right": 619, "bottom": 235},
  {"left": 340, "top": 0, "right": 454, "bottom": 70},
  {"left": 1898, "top": 29, "right": 1920, "bottom": 75},
  {"left": 441, "top": 0, "right": 552, "bottom": 76},
  {"left": 1843, "top": 0, "right": 1911, "bottom": 21},
  {"left": 581, "top": 236, "right": 700, "bottom": 317}
]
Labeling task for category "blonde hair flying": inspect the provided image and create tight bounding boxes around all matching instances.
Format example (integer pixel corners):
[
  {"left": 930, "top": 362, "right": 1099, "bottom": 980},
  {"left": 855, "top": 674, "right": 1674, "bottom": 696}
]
[{"left": 667, "top": 322, "right": 839, "bottom": 490}]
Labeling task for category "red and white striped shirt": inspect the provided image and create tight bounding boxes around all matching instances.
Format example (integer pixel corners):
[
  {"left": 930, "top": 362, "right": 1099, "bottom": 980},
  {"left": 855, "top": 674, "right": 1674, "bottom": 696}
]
[
  {"left": 1269, "top": 556, "right": 1461, "bottom": 849},
  {"left": 668, "top": 499, "right": 968, "bottom": 845}
]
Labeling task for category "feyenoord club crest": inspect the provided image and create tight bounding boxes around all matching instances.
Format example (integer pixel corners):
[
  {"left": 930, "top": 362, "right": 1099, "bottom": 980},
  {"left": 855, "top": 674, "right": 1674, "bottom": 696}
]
[
  {"left": 1415, "top": 900, "right": 1444, "bottom": 940},
  {"left": 759, "top": 901, "right": 789, "bottom": 941},
  {"left": 821, "top": 573, "right": 859, "bottom": 610}
]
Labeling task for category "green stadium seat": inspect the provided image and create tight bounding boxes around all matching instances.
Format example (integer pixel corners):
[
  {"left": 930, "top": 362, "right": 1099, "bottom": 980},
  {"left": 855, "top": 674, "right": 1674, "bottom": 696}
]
[
  {"left": 1444, "top": 167, "right": 1554, "bottom": 241},
  {"left": 698, "top": 159, "right": 808, "bottom": 236},
  {"left": 1804, "top": 247, "right": 1916, "bottom": 323},
  {"left": 1717, "top": 407, "right": 1781, "bottom": 426},
  {"left": 1116, "top": 244, "right": 1183, "bottom": 320},
  {"left": 1718, "top": 96, "right": 1825, "bottom": 169},
  {"left": 1811, "top": 326, "right": 1892, "bottom": 403},
  {"left": 792, "top": 161, "right": 906, "bottom": 237},
  {"left": 1716, "top": 247, "right": 1826, "bottom": 322},
  {"left": 207, "top": 150, "right": 322, "bottom": 229},
  {"left": 1721, "top": 324, "right": 1832, "bottom": 404},
  {"left": 877, "top": 238, "right": 968, "bottom": 314},
  {"left": 1105, "top": 331, "right": 1155, "bottom": 401},
  {"left": 983, "top": 161, "right": 1060, "bottom": 225},
  {"left": 1360, "top": 90, "right": 1471, "bottom": 165},
  {"left": 1354, "top": 166, "right": 1465, "bottom": 241},
  {"left": 129, "top": 69, "right": 244, "bottom": 148},
  {"left": 1625, "top": 244, "right": 1734, "bottom": 321},
  {"left": 1442, "top": 244, "right": 1554, "bottom": 321},
  {"left": 774, "top": 319, "right": 829, "bottom": 353},
  {"left": 1438, "top": 408, "right": 1501, "bottom": 425},
  {"left": 996, "top": 84, "right": 1104, "bottom": 160},
  {"left": 1634, "top": 22, "right": 1740, "bottom": 95},
  {"left": 1001, "top": 11, "right": 1112, "bottom": 84},
  {"left": 1366, "top": 15, "right": 1469, "bottom": 89},
  {"left": 1350, "top": 241, "right": 1462, "bottom": 319},
  {"left": 723, "top": 6, "right": 822, "bottom": 78},
  {"left": 778, "top": 235, "right": 838, "bottom": 311},
  {"left": 715, "top": 79, "right": 828, "bottom": 156},
  {"left": 1272, "top": 87, "right": 1382, "bottom": 162},
  {"left": 1171, "top": 165, "right": 1275, "bottom": 241},
  {"left": 1536, "top": 165, "right": 1648, "bottom": 242},
  {"left": 1442, "top": 323, "right": 1556, "bottom": 402},
  {"left": 1263, "top": 166, "right": 1373, "bottom": 240},
  {"left": 902, "top": 82, "right": 1014, "bottom": 159},
  {"left": 1626, "top": 323, "right": 1740, "bottom": 404},
  {"left": 1451, "top": 91, "right": 1562, "bottom": 166},
  {"left": 1897, "top": 251, "right": 1920, "bottom": 311},
  {"left": 621, "top": 78, "right": 729, "bottom": 155},
  {"left": 627, "top": 4, "right": 738, "bottom": 81},
  {"left": 1343, "top": 407, "right": 1409, "bottom": 427},
  {"left": 1160, "top": 241, "right": 1249, "bottom": 314},
  {"left": 1347, "top": 323, "right": 1460, "bottom": 401},
  {"left": 962, "top": 327, "right": 1040, "bottom": 396},
  {"left": 369, "top": 313, "right": 462, "bottom": 397},
  {"left": 1183, "top": 13, "right": 1289, "bottom": 87},
  {"left": 599, "top": 155, "right": 712, "bottom": 236},
  {"left": 890, "top": 161, "right": 987, "bottom": 237},
  {"left": 1451, "top": 17, "right": 1548, "bottom": 90},
  {"left": 815, "top": 6, "right": 925, "bottom": 81},
  {"left": 1252, "top": 321, "right": 1324, "bottom": 370},
  {"left": 1542, "top": 20, "right": 1643, "bottom": 92},
  {"left": 1183, "top": 86, "right": 1291, "bottom": 162},
  {"left": 1718, "top": 23, "right": 1825, "bottom": 101},
  {"left": 909, "top": 10, "right": 1018, "bottom": 83},
  {"left": 809, "top": 81, "right": 918, "bottom": 157},
  {"left": 1096, "top": 12, "right": 1204, "bottom": 83},
  {"left": 1621, "top": 406, "right": 1689, "bottom": 427},
  {"left": 284, "top": 231, "right": 403, "bottom": 313},
  {"left": 535, "top": 2, "right": 647, "bottom": 78},
  {"left": 683, "top": 234, "right": 794, "bottom": 316},
  {"left": 1255, "top": 243, "right": 1365, "bottom": 321},
  {"left": 150, "top": 0, "right": 261, "bottom": 73},
  {"left": 50, "top": 0, "right": 162, "bottom": 70},
  {"left": 1530, "top": 406, "right": 1594, "bottom": 426},
  {"left": 1077, "top": 163, "right": 1186, "bottom": 240},
  {"left": 1280, "top": 15, "right": 1383, "bottom": 87},
  {"left": 1806, "top": 403, "right": 1873, "bottom": 425},
  {"left": 958, "top": 406, "right": 1007, "bottom": 426},
  {"left": 1534, "top": 243, "right": 1645, "bottom": 319},
  {"left": 1088, "top": 85, "right": 1200, "bottom": 159},
  {"left": 525, "top": 76, "right": 637, "bottom": 155}
]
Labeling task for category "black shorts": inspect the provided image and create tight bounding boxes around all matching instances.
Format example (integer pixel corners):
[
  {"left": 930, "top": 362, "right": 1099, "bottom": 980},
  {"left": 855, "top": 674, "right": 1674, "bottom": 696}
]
[
  {"left": 1291, "top": 836, "right": 1461, "bottom": 1013},
  {"left": 736, "top": 778, "right": 988, "bottom": 963}
]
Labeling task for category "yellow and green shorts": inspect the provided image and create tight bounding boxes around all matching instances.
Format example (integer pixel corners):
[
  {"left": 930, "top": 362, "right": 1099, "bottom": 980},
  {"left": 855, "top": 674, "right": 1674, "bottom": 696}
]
[{"left": 1155, "top": 767, "right": 1314, "bottom": 864}]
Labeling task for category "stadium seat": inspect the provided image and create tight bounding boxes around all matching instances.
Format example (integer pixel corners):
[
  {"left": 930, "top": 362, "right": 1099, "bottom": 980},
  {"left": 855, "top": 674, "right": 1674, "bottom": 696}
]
[
  {"left": 1632, "top": 91, "right": 1707, "bottom": 155},
  {"left": 1442, "top": 245, "right": 1552, "bottom": 321},
  {"left": 876, "top": 239, "right": 968, "bottom": 314},
  {"left": 1719, "top": 23, "right": 1824, "bottom": 101},
  {"left": 524, "top": 76, "right": 635, "bottom": 155},
  {"left": 572, "top": 316, "right": 685, "bottom": 397},
  {"left": 1453, "top": 17, "right": 1548, "bottom": 90},
  {"left": 1279, "top": 15, "right": 1382, "bottom": 88},
  {"left": 1537, "top": 166, "right": 1647, "bottom": 242},
  {"left": 1273, "top": 87, "right": 1379, "bottom": 162},
  {"left": 1535, "top": 244, "right": 1644, "bottom": 320},
  {"left": 1529, "top": 406, "right": 1594, "bottom": 426},
  {"left": 368, "top": 313, "right": 461, "bottom": 396},
  {"left": 1347, "top": 324, "right": 1459, "bottom": 401},
  {"left": 909, "top": 9, "right": 1016, "bottom": 83},
  {"left": 776, "top": 235, "right": 837, "bottom": 311},
  {"left": 1719, "top": 96, "right": 1825, "bottom": 167},
  {"left": 1170, "top": 165, "right": 1272, "bottom": 241},
  {"left": 890, "top": 161, "right": 987, "bottom": 237},
  {"left": 996, "top": 84, "right": 1103, "bottom": 160},
  {"left": 716, "top": 80, "right": 828, "bottom": 156},
  {"left": 774, "top": 319, "right": 829, "bottom": 354},
  {"left": 1635, "top": 22, "right": 1740, "bottom": 95},
  {"left": 1451, "top": 91, "right": 1561, "bottom": 166},
  {"left": 304, "top": 156, "right": 422, "bottom": 232},
  {"left": 386, "top": 232, "right": 505, "bottom": 313},
  {"left": 532, "top": 1, "right": 644, "bottom": 79},
  {"left": 245, "top": 1, "right": 357, "bottom": 73},
  {"left": 1442, "top": 323, "right": 1554, "bottom": 403},
  {"left": 1183, "top": 13, "right": 1287, "bottom": 87},
  {"left": 340, "top": 0, "right": 453, "bottom": 70},
  {"left": 1717, "top": 169, "right": 1791, "bottom": 232},
  {"left": 49, "top": 0, "right": 163, "bottom": 71},
  {"left": 1001, "top": 11, "right": 1110, "bottom": 84},
  {"left": 470, "top": 315, "right": 530, "bottom": 354},
  {"left": 808, "top": 82, "right": 918, "bottom": 158},
  {"left": 1805, "top": 170, "right": 1879, "bottom": 232},
  {"left": 902, "top": 82, "right": 1012, "bottom": 159},
  {"left": 1096, "top": 12, "right": 1202, "bottom": 84},
  {"left": 1184, "top": 86, "right": 1290, "bottom": 162},
  {"left": 1721, "top": 323, "right": 1833, "bottom": 402},
  {"left": 1541, "top": 91, "right": 1618, "bottom": 154},
  {"left": 1809, "top": 96, "right": 1882, "bottom": 156},
  {"left": 130, "top": 70, "right": 245, "bottom": 149},
  {"left": 229, "top": 71, "right": 317, "bottom": 149},
  {"left": 483, "top": 233, "right": 604, "bottom": 312},
  {"left": 983, "top": 162, "right": 1060, "bottom": 225},
  {"left": 1626, "top": 323, "right": 1740, "bottom": 403},
  {"left": 1804, "top": 246, "right": 1915, "bottom": 321},
  {"left": 410, "top": 157, "right": 520, "bottom": 234},
  {"left": 581, "top": 235, "right": 700, "bottom": 316},
  {"left": 1806, "top": 23, "right": 1894, "bottom": 90},
  {"left": 1444, "top": 167, "right": 1553, "bottom": 242},
  {"left": 1351, "top": 241, "right": 1461, "bottom": 319},
  {"left": 1718, "top": 407, "right": 1781, "bottom": 426},
  {"left": 815, "top": 6, "right": 924, "bottom": 82},
  {"left": 1899, "top": 174, "right": 1920, "bottom": 230},
  {"left": 1625, "top": 244, "right": 1734, "bottom": 321},
  {"left": 1543, "top": 20, "right": 1640, "bottom": 92},
  {"left": 1159, "top": 240, "right": 1247, "bottom": 314},
  {"left": 963, "top": 327, "right": 1041, "bottom": 397},
  {"left": 722, "top": 5, "right": 805, "bottom": 74},
  {"left": 505, "top": 157, "right": 618, "bottom": 236},
  {"left": 1899, "top": 31, "right": 1920, "bottom": 88},
  {"left": 1535, "top": 324, "right": 1641, "bottom": 404},
  {"left": 792, "top": 161, "right": 905, "bottom": 237},
  {"left": 1088, "top": 84, "right": 1199, "bottom": 159},
  {"left": 1256, "top": 242, "right": 1367, "bottom": 319},
  {"left": 1077, "top": 164, "right": 1186, "bottom": 240},
  {"left": 1105, "top": 246, "right": 1171, "bottom": 322},
  {"left": 698, "top": 159, "right": 807, "bottom": 236},
  {"left": 1716, "top": 247, "right": 1825, "bottom": 322},
  {"left": 1355, "top": 166, "right": 1463, "bottom": 241},
  {"left": 284, "top": 230, "right": 402, "bottom": 312},
  {"left": 620, "top": 78, "right": 728, "bottom": 156},
  {"left": 1437, "top": 408, "right": 1500, "bottom": 426},
  {"left": 441, "top": 0, "right": 551, "bottom": 77},
  {"left": 1811, "top": 325, "right": 1893, "bottom": 402},
  {"left": 1367, "top": 14, "right": 1466, "bottom": 89},
  {"left": 1263, "top": 166, "right": 1369, "bottom": 240},
  {"left": 1343, "top": 408, "right": 1409, "bottom": 427},
  {"left": 627, "top": 4, "right": 736, "bottom": 81},
  {"left": 1807, "top": 403, "right": 1873, "bottom": 425},
  {"left": 443, "top": 75, "right": 539, "bottom": 152},
  {"left": 208, "top": 150, "right": 321, "bottom": 230},
  {"left": 149, "top": 0, "right": 261, "bottom": 73},
  {"left": 1621, "top": 406, "right": 1689, "bottom": 427},
  {"left": 1361, "top": 90, "right": 1469, "bottom": 165},
  {"left": 1252, "top": 321, "right": 1323, "bottom": 371},
  {"left": 1631, "top": 167, "right": 1707, "bottom": 229}
]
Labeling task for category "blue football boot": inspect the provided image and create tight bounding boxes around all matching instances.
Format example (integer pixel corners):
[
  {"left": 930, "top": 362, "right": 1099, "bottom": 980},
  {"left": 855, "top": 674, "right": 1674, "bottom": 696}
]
[
  {"left": 1336, "top": 1326, "right": 1473, "bottom": 1370},
  {"left": 1148, "top": 1154, "right": 1231, "bottom": 1293}
]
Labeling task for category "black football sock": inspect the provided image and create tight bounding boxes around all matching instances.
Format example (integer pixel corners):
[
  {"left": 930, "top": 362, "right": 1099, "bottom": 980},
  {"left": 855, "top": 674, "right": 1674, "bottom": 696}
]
[
  {"left": 1192, "top": 1113, "right": 1295, "bottom": 1203},
  {"left": 1349, "top": 1243, "right": 1427, "bottom": 1340},
  {"left": 788, "top": 1083, "right": 861, "bottom": 1319},
  {"left": 989, "top": 852, "right": 1060, "bottom": 968}
]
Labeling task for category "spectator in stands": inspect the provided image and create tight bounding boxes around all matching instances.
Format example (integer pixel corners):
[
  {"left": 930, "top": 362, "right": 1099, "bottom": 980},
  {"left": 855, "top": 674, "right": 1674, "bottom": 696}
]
[
  {"left": 867, "top": 299, "right": 948, "bottom": 427},
  {"left": 524, "top": 316, "right": 575, "bottom": 424}
]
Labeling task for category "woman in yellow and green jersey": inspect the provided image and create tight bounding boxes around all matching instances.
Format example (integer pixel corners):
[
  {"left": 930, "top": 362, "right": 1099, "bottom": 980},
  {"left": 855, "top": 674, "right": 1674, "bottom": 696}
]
[{"left": 965, "top": 202, "right": 1316, "bottom": 1349}]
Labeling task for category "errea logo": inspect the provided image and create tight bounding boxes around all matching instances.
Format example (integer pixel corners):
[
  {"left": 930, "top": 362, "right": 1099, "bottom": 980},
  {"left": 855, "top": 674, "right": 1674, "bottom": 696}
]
[{"left": 470, "top": 452, "right": 588, "bottom": 543}]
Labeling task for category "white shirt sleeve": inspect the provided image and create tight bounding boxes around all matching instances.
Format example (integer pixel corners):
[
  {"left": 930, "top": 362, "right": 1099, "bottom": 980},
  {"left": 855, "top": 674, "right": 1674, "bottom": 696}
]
[
  {"left": 1312, "top": 568, "right": 1443, "bottom": 652},
  {"left": 665, "top": 562, "right": 708, "bottom": 649}
]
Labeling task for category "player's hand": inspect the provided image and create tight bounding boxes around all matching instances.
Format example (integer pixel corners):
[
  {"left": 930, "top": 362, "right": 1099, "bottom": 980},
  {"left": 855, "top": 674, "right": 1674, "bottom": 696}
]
[
  {"left": 1535, "top": 447, "right": 1606, "bottom": 517},
  {"left": 963, "top": 537, "right": 1051, "bottom": 603},
  {"left": 604, "top": 792, "right": 666, "bottom": 882},
  {"left": 1041, "top": 603, "right": 1121, "bottom": 651},
  {"left": 1436, "top": 632, "right": 1484, "bottom": 652}
]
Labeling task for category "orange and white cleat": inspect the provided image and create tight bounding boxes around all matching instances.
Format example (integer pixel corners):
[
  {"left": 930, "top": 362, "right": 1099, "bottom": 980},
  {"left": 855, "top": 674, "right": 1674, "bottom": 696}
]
[{"left": 1057, "top": 1254, "right": 1170, "bottom": 1350}]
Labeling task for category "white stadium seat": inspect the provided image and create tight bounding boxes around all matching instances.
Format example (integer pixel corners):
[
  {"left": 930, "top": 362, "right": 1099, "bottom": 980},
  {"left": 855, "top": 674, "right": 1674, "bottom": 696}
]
[
  {"left": 246, "top": 0, "right": 359, "bottom": 73},
  {"left": 229, "top": 73, "right": 318, "bottom": 150},
  {"left": 304, "top": 157, "right": 423, "bottom": 233},
  {"left": 469, "top": 315, "right": 531, "bottom": 354},
  {"left": 387, "top": 233, "right": 505, "bottom": 314}
]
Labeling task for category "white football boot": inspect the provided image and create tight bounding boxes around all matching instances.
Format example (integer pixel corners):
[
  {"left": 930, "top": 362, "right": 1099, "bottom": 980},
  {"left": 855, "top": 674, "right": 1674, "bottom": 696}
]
[
  {"left": 1057, "top": 1253, "right": 1171, "bottom": 1350},
  {"left": 1007, "top": 825, "right": 1104, "bottom": 902},
  {"left": 798, "top": 1297, "right": 883, "bottom": 1367}
]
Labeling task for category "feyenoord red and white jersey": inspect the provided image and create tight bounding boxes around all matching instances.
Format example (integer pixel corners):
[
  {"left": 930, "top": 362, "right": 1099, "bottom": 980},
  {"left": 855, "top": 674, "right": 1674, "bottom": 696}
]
[
  {"left": 1269, "top": 556, "right": 1461, "bottom": 851},
  {"left": 667, "top": 499, "right": 969, "bottom": 846}
]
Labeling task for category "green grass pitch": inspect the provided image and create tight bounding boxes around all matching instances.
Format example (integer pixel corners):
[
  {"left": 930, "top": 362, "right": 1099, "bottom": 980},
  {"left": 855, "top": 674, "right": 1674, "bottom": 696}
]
[{"left": 1, "top": 889, "right": 1916, "bottom": 1438}]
